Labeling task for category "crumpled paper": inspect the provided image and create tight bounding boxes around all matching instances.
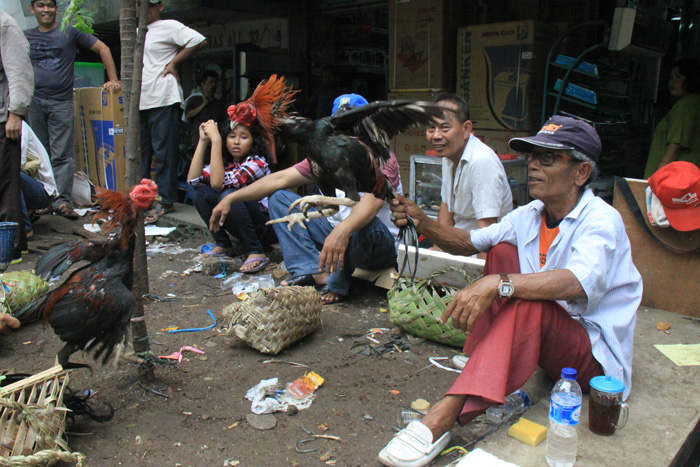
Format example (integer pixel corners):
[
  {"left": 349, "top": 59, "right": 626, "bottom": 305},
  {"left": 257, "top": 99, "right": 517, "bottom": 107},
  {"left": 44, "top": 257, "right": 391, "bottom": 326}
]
[{"left": 245, "top": 378, "right": 315, "bottom": 414}]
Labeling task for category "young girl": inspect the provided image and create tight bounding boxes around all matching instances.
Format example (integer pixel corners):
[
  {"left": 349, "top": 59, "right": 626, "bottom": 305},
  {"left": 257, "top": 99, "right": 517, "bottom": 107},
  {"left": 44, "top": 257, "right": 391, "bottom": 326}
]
[{"left": 187, "top": 119, "right": 272, "bottom": 273}]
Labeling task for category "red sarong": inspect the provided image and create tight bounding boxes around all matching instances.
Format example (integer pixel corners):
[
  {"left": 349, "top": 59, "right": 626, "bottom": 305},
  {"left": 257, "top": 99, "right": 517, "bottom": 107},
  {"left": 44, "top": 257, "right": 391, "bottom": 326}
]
[{"left": 445, "top": 243, "right": 603, "bottom": 425}]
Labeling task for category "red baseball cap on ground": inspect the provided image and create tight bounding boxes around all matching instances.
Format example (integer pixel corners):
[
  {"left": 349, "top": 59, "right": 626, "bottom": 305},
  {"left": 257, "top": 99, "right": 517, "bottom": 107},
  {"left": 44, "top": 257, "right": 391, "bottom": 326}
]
[{"left": 648, "top": 161, "right": 700, "bottom": 232}]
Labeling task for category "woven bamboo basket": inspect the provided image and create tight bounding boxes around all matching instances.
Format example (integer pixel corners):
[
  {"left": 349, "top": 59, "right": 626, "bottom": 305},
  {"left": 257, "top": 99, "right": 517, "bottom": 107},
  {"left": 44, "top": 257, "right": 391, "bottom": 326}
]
[
  {"left": 0, "top": 366, "right": 85, "bottom": 466},
  {"left": 0, "top": 271, "right": 49, "bottom": 315},
  {"left": 223, "top": 286, "right": 322, "bottom": 355},
  {"left": 388, "top": 267, "right": 475, "bottom": 348}
]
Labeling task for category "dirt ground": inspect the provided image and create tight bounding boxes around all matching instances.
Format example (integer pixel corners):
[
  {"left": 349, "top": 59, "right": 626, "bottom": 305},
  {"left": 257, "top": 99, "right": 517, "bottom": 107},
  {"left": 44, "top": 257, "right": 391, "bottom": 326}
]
[{"left": 1, "top": 213, "right": 470, "bottom": 467}]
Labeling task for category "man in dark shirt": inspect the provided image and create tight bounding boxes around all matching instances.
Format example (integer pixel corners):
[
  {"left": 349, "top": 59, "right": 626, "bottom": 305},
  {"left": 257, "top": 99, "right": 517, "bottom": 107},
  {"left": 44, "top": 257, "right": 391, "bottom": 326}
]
[
  {"left": 185, "top": 69, "right": 225, "bottom": 148},
  {"left": 24, "top": 0, "right": 120, "bottom": 219}
]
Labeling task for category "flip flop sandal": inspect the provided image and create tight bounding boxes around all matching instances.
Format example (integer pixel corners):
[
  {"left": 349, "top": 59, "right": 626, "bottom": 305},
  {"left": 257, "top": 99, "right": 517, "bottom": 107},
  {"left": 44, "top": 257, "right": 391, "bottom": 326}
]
[
  {"left": 318, "top": 286, "right": 347, "bottom": 305},
  {"left": 145, "top": 203, "right": 173, "bottom": 225},
  {"left": 55, "top": 204, "right": 79, "bottom": 219},
  {"left": 240, "top": 256, "right": 271, "bottom": 274},
  {"left": 282, "top": 274, "right": 316, "bottom": 287}
]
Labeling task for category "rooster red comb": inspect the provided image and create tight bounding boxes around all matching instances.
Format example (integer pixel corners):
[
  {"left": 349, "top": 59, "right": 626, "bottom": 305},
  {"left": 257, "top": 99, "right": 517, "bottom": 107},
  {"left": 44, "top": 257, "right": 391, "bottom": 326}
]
[
  {"left": 226, "top": 74, "right": 298, "bottom": 164},
  {"left": 129, "top": 179, "right": 159, "bottom": 211}
]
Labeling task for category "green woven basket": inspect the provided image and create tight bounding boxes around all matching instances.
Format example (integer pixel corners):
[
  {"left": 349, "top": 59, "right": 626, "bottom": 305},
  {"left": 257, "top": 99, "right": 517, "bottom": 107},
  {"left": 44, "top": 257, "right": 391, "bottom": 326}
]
[{"left": 388, "top": 267, "right": 474, "bottom": 348}]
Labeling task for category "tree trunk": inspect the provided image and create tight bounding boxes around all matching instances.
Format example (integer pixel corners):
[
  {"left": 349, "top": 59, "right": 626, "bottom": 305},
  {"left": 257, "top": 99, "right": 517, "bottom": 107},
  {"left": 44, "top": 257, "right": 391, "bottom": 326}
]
[{"left": 120, "top": 0, "right": 153, "bottom": 373}]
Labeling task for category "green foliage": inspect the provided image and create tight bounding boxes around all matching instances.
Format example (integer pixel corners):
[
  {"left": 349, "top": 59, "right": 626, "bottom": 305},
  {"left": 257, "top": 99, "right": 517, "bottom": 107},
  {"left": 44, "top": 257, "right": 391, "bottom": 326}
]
[{"left": 60, "top": 0, "right": 95, "bottom": 34}]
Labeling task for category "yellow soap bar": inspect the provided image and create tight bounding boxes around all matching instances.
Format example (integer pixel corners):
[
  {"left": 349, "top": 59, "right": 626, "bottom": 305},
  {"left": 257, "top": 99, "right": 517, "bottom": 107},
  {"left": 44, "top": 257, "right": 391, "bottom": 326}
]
[{"left": 508, "top": 418, "right": 548, "bottom": 446}]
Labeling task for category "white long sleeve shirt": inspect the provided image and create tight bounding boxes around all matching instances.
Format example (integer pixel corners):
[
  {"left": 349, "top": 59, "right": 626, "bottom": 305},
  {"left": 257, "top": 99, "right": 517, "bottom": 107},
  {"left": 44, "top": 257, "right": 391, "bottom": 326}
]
[{"left": 471, "top": 189, "right": 642, "bottom": 400}]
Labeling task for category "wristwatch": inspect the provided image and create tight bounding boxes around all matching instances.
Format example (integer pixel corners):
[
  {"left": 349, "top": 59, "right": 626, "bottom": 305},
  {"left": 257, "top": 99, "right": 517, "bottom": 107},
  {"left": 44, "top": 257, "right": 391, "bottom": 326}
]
[{"left": 497, "top": 274, "right": 514, "bottom": 298}]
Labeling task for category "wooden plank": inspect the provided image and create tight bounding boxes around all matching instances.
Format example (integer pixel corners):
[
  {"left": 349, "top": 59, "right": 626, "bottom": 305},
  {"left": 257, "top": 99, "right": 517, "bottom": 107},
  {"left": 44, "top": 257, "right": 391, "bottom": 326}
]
[{"left": 612, "top": 178, "right": 700, "bottom": 316}]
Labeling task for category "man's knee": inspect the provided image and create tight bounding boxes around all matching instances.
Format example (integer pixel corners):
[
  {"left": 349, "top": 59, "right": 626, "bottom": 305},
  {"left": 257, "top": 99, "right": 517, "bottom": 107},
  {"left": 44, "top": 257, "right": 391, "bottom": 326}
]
[{"left": 269, "top": 190, "right": 297, "bottom": 215}]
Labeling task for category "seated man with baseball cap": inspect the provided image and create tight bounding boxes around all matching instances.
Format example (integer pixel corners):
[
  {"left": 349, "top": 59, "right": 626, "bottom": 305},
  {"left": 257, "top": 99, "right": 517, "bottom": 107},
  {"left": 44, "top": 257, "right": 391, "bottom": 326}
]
[{"left": 379, "top": 116, "right": 643, "bottom": 467}]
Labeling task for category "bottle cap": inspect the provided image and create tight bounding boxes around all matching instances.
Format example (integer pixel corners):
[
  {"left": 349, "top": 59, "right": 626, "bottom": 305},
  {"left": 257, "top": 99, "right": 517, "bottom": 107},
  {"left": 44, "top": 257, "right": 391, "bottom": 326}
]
[
  {"left": 561, "top": 367, "right": 577, "bottom": 380},
  {"left": 589, "top": 375, "right": 625, "bottom": 394}
]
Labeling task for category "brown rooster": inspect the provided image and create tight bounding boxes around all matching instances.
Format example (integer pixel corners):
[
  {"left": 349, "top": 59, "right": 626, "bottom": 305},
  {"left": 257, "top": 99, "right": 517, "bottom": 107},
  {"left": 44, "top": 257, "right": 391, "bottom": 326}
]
[{"left": 14, "top": 179, "right": 158, "bottom": 370}]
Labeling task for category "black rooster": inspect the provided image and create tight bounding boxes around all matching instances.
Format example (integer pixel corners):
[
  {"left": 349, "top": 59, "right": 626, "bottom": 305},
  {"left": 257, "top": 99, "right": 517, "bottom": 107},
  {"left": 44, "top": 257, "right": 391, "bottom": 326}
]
[
  {"left": 14, "top": 179, "right": 159, "bottom": 370},
  {"left": 268, "top": 99, "right": 444, "bottom": 229}
]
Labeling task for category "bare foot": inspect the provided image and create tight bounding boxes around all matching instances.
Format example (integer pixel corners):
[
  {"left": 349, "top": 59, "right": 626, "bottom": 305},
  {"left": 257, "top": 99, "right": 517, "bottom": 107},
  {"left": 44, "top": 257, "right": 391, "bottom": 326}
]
[
  {"left": 320, "top": 290, "right": 345, "bottom": 304},
  {"left": 419, "top": 395, "right": 466, "bottom": 441},
  {"left": 0, "top": 314, "right": 20, "bottom": 334},
  {"left": 204, "top": 246, "right": 234, "bottom": 257}
]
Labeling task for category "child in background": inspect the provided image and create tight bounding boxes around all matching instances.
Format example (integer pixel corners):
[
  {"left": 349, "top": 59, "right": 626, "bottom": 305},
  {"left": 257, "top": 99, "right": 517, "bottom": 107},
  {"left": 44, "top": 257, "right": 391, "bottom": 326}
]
[{"left": 187, "top": 118, "right": 271, "bottom": 273}]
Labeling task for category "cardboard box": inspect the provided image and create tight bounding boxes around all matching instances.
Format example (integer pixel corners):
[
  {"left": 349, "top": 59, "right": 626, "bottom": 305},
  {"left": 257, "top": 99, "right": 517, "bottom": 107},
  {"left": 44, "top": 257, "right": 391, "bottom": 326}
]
[
  {"left": 75, "top": 88, "right": 127, "bottom": 192},
  {"left": 613, "top": 178, "right": 700, "bottom": 317},
  {"left": 389, "top": 0, "right": 474, "bottom": 91},
  {"left": 457, "top": 20, "right": 557, "bottom": 131}
]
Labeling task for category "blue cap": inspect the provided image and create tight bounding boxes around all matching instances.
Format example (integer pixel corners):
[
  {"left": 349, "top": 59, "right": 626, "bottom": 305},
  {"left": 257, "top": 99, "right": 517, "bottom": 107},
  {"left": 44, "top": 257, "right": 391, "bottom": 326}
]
[
  {"left": 561, "top": 367, "right": 577, "bottom": 380},
  {"left": 509, "top": 115, "right": 602, "bottom": 162},
  {"left": 590, "top": 375, "right": 625, "bottom": 394},
  {"left": 332, "top": 94, "right": 368, "bottom": 115}
]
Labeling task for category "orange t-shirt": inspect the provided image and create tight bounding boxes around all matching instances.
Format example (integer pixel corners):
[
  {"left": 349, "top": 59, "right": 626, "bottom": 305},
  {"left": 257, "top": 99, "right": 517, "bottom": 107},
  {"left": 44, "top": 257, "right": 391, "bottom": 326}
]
[{"left": 539, "top": 216, "right": 560, "bottom": 268}]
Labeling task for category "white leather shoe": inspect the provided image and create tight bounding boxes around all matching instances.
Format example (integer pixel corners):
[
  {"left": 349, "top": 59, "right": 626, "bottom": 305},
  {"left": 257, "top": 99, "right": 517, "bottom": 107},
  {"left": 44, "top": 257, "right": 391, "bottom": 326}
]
[{"left": 377, "top": 421, "right": 451, "bottom": 467}]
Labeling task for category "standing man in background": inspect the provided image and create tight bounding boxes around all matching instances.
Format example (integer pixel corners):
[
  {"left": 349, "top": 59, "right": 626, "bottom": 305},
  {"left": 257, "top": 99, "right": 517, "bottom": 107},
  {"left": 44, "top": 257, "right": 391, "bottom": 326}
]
[
  {"left": 24, "top": 0, "right": 121, "bottom": 219},
  {"left": 140, "top": 0, "right": 207, "bottom": 224},
  {"left": 429, "top": 93, "right": 512, "bottom": 258},
  {"left": 1, "top": 11, "right": 34, "bottom": 265}
]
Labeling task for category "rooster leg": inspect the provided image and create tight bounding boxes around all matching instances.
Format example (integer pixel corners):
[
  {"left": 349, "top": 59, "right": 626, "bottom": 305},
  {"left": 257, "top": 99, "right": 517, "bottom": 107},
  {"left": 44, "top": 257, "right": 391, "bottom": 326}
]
[
  {"left": 57, "top": 343, "right": 93, "bottom": 373},
  {"left": 288, "top": 195, "right": 358, "bottom": 217},
  {"left": 267, "top": 208, "right": 338, "bottom": 232}
]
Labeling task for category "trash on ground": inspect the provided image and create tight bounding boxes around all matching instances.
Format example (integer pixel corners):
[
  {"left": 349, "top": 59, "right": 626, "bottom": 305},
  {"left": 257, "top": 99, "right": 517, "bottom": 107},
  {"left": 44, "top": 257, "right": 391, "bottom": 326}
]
[
  {"left": 246, "top": 373, "right": 323, "bottom": 415},
  {"left": 398, "top": 405, "right": 424, "bottom": 428},
  {"left": 350, "top": 331, "right": 410, "bottom": 356},
  {"left": 656, "top": 321, "right": 671, "bottom": 331},
  {"left": 427, "top": 356, "right": 462, "bottom": 373},
  {"left": 411, "top": 398, "right": 430, "bottom": 411},
  {"left": 202, "top": 255, "right": 241, "bottom": 276},
  {"left": 146, "top": 241, "right": 194, "bottom": 256},
  {"left": 145, "top": 226, "right": 177, "bottom": 237},
  {"left": 157, "top": 345, "right": 205, "bottom": 364},
  {"left": 295, "top": 424, "right": 343, "bottom": 454},
  {"left": 246, "top": 413, "right": 277, "bottom": 430},
  {"left": 168, "top": 309, "right": 216, "bottom": 333}
]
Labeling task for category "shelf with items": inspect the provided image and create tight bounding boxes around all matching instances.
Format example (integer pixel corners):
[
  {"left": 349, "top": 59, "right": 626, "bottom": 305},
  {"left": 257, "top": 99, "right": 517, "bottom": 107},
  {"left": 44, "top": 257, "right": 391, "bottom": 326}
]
[
  {"left": 409, "top": 155, "right": 442, "bottom": 219},
  {"left": 541, "top": 21, "right": 642, "bottom": 179}
]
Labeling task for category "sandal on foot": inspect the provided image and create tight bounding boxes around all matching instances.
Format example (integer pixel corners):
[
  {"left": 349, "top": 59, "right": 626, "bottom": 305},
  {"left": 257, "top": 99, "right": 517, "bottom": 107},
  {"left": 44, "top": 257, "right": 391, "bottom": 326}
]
[
  {"left": 201, "top": 246, "right": 235, "bottom": 258},
  {"left": 55, "top": 204, "right": 79, "bottom": 219},
  {"left": 240, "top": 256, "right": 270, "bottom": 274},
  {"left": 318, "top": 286, "right": 346, "bottom": 305},
  {"left": 377, "top": 421, "right": 451, "bottom": 467},
  {"left": 145, "top": 203, "right": 174, "bottom": 225},
  {"left": 281, "top": 274, "right": 316, "bottom": 287}
]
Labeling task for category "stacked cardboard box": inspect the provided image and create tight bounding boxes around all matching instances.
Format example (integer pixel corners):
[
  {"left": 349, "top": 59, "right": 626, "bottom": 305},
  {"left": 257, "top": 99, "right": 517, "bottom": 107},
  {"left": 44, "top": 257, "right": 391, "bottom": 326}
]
[
  {"left": 388, "top": 0, "right": 474, "bottom": 91},
  {"left": 73, "top": 88, "right": 128, "bottom": 192},
  {"left": 456, "top": 20, "right": 557, "bottom": 131}
]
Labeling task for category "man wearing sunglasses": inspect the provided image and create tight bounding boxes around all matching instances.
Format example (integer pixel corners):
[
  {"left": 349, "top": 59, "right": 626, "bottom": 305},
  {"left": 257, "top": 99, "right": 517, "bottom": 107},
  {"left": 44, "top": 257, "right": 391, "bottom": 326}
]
[{"left": 379, "top": 116, "right": 642, "bottom": 467}]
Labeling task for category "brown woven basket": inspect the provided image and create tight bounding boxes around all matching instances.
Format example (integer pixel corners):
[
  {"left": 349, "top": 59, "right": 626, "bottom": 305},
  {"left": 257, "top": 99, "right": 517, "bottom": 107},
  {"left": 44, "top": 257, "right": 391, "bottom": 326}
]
[
  {"left": 0, "top": 366, "right": 85, "bottom": 466},
  {"left": 223, "top": 286, "right": 322, "bottom": 355},
  {"left": 388, "top": 267, "right": 475, "bottom": 348}
]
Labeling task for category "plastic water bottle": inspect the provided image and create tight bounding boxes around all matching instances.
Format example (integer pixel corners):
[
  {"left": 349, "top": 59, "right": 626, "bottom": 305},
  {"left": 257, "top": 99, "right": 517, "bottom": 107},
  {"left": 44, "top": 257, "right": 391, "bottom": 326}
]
[
  {"left": 545, "top": 367, "right": 582, "bottom": 467},
  {"left": 485, "top": 389, "right": 530, "bottom": 424}
]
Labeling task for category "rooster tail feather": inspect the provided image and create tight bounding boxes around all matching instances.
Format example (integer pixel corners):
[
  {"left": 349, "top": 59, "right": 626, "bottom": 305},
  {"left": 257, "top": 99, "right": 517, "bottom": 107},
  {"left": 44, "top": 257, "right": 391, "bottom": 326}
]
[
  {"left": 35, "top": 241, "right": 77, "bottom": 280},
  {"left": 64, "top": 389, "right": 115, "bottom": 423},
  {"left": 12, "top": 294, "right": 47, "bottom": 324},
  {"left": 93, "top": 188, "right": 136, "bottom": 234},
  {"left": 248, "top": 74, "right": 299, "bottom": 163}
]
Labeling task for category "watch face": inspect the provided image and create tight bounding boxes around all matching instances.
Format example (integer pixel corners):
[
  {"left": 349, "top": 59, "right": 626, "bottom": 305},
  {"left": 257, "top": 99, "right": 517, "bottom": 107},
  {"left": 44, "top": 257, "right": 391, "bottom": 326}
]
[{"left": 498, "top": 282, "right": 514, "bottom": 297}]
